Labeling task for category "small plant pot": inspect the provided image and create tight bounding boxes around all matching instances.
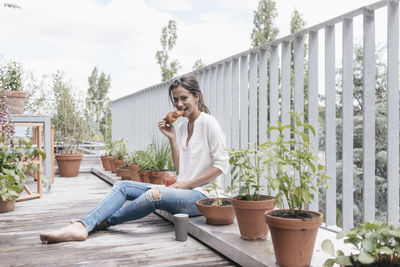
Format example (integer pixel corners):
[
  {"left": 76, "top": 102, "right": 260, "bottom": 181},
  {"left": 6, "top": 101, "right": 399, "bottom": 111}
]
[
  {"left": 231, "top": 195, "right": 274, "bottom": 240},
  {"left": 111, "top": 159, "right": 125, "bottom": 173},
  {"left": 196, "top": 198, "right": 235, "bottom": 225},
  {"left": 116, "top": 167, "right": 133, "bottom": 180},
  {"left": 55, "top": 154, "right": 83, "bottom": 177},
  {"left": 265, "top": 209, "right": 323, "bottom": 267},
  {"left": 100, "top": 155, "right": 113, "bottom": 171},
  {"left": 4, "top": 91, "right": 27, "bottom": 114},
  {"left": 139, "top": 170, "right": 150, "bottom": 183},
  {"left": 127, "top": 164, "right": 140, "bottom": 182},
  {"left": 149, "top": 171, "right": 174, "bottom": 184},
  {"left": 0, "top": 198, "right": 15, "bottom": 213}
]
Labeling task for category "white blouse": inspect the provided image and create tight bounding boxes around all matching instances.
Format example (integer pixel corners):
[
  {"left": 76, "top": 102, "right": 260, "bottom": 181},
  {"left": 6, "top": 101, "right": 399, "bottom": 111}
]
[{"left": 175, "top": 112, "right": 229, "bottom": 196}]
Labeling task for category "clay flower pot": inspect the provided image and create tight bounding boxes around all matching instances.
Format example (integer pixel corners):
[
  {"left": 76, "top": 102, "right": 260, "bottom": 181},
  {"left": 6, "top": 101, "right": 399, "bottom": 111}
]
[
  {"left": 0, "top": 198, "right": 15, "bottom": 213},
  {"left": 231, "top": 195, "right": 274, "bottom": 240},
  {"left": 55, "top": 154, "right": 83, "bottom": 177},
  {"left": 139, "top": 170, "right": 150, "bottom": 183},
  {"left": 111, "top": 159, "right": 125, "bottom": 173},
  {"left": 265, "top": 209, "right": 323, "bottom": 267},
  {"left": 127, "top": 164, "right": 140, "bottom": 182},
  {"left": 116, "top": 167, "right": 133, "bottom": 180},
  {"left": 149, "top": 171, "right": 176, "bottom": 185},
  {"left": 100, "top": 155, "right": 113, "bottom": 171},
  {"left": 4, "top": 91, "right": 27, "bottom": 114},
  {"left": 196, "top": 198, "right": 235, "bottom": 225}
]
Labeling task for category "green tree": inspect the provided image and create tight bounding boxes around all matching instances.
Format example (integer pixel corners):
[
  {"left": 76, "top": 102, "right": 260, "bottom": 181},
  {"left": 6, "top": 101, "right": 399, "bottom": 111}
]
[
  {"left": 192, "top": 59, "right": 205, "bottom": 71},
  {"left": 155, "top": 19, "right": 180, "bottom": 82},
  {"left": 85, "top": 67, "right": 111, "bottom": 142},
  {"left": 3, "top": 3, "right": 21, "bottom": 8},
  {"left": 250, "top": 0, "right": 279, "bottom": 47}
]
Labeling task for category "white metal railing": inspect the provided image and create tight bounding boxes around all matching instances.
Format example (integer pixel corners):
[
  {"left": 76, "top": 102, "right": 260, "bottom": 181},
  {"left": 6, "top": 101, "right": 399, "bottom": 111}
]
[{"left": 112, "top": 0, "right": 399, "bottom": 229}]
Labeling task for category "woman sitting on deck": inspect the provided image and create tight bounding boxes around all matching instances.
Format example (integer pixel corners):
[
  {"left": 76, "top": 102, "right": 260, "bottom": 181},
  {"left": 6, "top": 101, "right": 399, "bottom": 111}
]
[{"left": 40, "top": 73, "right": 229, "bottom": 243}]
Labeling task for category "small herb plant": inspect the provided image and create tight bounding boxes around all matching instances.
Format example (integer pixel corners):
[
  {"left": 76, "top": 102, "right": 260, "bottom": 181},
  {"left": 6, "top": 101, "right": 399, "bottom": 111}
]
[
  {"left": 227, "top": 143, "right": 266, "bottom": 201},
  {"left": 150, "top": 141, "right": 170, "bottom": 171},
  {"left": 113, "top": 138, "right": 128, "bottom": 161},
  {"left": 0, "top": 60, "right": 23, "bottom": 92},
  {"left": 322, "top": 221, "right": 400, "bottom": 266},
  {"left": 262, "top": 112, "right": 328, "bottom": 213},
  {"left": 135, "top": 148, "right": 154, "bottom": 172},
  {"left": 104, "top": 139, "right": 115, "bottom": 156},
  {"left": 204, "top": 182, "right": 223, "bottom": 206}
]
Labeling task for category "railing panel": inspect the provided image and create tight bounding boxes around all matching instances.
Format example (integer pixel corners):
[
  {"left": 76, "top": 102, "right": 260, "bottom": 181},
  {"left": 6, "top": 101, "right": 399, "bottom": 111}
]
[
  {"left": 224, "top": 61, "right": 232, "bottom": 149},
  {"left": 204, "top": 69, "right": 211, "bottom": 114},
  {"left": 217, "top": 64, "right": 224, "bottom": 132},
  {"left": 342, "top": 18, "right": 354, "bottom": 230},
  {"left": 325, "top": 24, "right": 337, "bottom": 226},
  {"left": 211, "top": 66, "right": 217, "bottom": 115},
  {"left": 308, "top": 31, "right": 319, "bottom": 212},
  {"left": 269, "top": 45, "right": 279, "bottom": 141},
  {"left": 387, "top": 0, "right": 400, "bottom": 223},
  {"left": 231, "top": 58, "right": 240, "bottom": 150},
  {"left": 249, "top": 52, "right": 258, "bottom": 145},
  {"left": 240, "top": 55, "right": 249, "bottom": 148},
  {"left": 363, "top": 8, "right": 376, "bottom": 222},
  {"left": 259, "top": 48, "right": 268, "bottom": 144},
  {"left": 281, "top": 41, "right": 291, "bottom": 140},
  {"left": 294, "top": 36, "right": 304, "bottom": 117}
]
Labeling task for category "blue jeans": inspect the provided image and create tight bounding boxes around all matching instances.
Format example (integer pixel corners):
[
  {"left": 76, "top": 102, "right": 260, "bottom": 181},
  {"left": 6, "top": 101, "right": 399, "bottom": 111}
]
[{"left": 79, "top": 181, "right": 206, "bottom": 232}]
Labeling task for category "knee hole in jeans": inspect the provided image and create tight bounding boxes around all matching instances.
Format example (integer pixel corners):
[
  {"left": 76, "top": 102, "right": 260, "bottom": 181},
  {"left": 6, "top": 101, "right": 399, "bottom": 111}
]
[{"left": 146, "top": 187, "right": 161, "bottom": 201}]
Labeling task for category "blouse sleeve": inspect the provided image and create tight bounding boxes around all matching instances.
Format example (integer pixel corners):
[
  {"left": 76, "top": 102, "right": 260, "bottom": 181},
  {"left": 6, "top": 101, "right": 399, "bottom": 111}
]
[{"left": 206, "top": 116, "right": 229, "bottom": 174}]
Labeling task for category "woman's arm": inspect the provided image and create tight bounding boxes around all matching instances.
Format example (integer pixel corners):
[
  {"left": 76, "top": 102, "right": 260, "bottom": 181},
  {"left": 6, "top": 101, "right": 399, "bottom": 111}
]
[
  {"left": 158, "top": 120, "right": 180, "bottom": 171},
  {"left": 171, "top": 167, "right": 222, "bottom": 189}
]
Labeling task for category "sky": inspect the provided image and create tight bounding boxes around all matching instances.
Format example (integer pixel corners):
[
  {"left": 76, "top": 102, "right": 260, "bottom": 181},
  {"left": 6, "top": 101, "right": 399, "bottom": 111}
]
[{"left": 0, "top": 0, "right": 382, "bottom": 101}]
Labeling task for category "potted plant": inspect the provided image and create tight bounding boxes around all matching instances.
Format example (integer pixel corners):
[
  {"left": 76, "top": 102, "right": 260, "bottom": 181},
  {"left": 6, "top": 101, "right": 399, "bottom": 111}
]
[
  {"left": 116, "top": 155, "right": 134, "bottom": 180},
  {"left": 127, "top": 151, "right": 140, "bottom": 182},
  {"left": 149, "top": 141, "right": 171, "bottom": 184},
  {"left": 100, "top": 139, "right": 115, "bottom": 171},
  {"left": 0, "top": 60, "right": 27, "bottom": 114},
  {"left": 0, "top": 136, "right": 48, "bottom": 212},
  {"left": 52, "top": 71, "right": 88, "bottom": 177},
  {"left": 227, "top": 143, "right": 274, "bottom": 240},
  {"left": 322, "top": 221, "right": 400, "bottom": 267},
  {"left": 196, "top": 182, "right": 235, "bottom": 225},
  {"left": 264, "top": 112, "right": 329, "bottom": 267},
  {"left": 135, "top": 148, "right": 154, "bottom": 183},
  {"left": 110, "top": 138, "right": 127, "bottom": 173}
]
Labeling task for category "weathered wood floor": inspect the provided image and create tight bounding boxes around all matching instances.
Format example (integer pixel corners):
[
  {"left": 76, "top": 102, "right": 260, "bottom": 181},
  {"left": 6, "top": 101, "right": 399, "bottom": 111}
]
[{"left": 0, "top": 174, "right": 236, "bottom": 266}]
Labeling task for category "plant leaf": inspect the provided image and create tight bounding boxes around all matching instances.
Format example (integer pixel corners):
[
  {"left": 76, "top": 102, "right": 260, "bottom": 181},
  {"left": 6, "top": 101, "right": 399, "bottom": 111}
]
[
  {"left": 358, "top": 251, "right": 375, "bottom": 264},
  {"left": 322, "top": 258, "right": 336, "bottom": 267},
  {"left": 336, "top": 255, "right": 352, "bottom": 266},
  {"left": 321, "top": 240, "right": 335, "bottom": 256}
]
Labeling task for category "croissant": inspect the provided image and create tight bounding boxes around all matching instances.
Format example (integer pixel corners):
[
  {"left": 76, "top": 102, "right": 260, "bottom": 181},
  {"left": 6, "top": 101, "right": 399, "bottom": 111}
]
[{"left": 164, "top": 110, "right": 184, "bottom": 124}]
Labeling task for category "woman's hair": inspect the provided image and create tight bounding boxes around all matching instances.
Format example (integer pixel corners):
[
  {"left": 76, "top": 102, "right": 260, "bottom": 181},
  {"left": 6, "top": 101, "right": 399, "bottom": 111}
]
[{"left": 168, "top": 73, "right": 210, "bottom": 114}]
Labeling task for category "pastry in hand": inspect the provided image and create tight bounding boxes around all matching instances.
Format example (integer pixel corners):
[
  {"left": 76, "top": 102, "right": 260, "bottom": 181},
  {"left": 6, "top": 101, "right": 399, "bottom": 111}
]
[{"left": 164, "top": 110, "right": 184, "bottom": 124}]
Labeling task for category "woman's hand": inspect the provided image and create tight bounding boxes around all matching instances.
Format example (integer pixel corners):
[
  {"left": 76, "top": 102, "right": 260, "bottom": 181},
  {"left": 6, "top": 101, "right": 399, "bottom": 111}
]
[
  {"left": 158, "top": 119, "right": 176, "bottom": 140},
  {"left": 170, "top": 181, "right": 192, "bottom": 190}
]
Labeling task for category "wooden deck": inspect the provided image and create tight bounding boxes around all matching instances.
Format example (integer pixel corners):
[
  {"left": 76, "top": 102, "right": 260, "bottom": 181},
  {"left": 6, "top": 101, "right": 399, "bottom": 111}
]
[{"left": 0, "top": 174, "right": 236, "bottom": 266}]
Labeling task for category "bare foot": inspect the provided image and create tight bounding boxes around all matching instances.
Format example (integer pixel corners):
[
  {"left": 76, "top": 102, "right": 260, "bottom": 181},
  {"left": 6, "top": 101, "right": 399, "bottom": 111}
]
[{"left": 40, "top": 222, "right": 88, "bottom": 244}]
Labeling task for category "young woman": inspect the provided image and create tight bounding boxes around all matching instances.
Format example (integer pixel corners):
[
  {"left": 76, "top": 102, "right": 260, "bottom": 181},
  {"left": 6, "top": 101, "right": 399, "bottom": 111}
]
[{"left": 40, "top": 73, "right": 229, "bottom": 243}]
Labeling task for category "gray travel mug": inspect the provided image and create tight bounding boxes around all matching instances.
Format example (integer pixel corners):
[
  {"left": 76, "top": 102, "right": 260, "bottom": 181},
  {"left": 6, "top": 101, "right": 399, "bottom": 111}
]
[{"left": 174, "top": 213, "right": 189, "bottom": 241}]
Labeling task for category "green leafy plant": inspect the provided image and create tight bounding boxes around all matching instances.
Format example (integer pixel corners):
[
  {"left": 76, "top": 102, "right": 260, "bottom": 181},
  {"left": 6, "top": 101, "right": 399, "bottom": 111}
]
[
  {"left": 167, "top": 154, "right": 175, "bottom": 171},
  {"left": 150, "top": 141, "right": 170, "bottom": 171},
  {"left": 113, "top": 138, "right": 128, "bottom": 161},
  {"left": 227, "top": 143, "right": 266, "bottom": 201},
  {"left": 104, "top": 139, "right": 115, "bottom": 156},
  {"left": 203, "top": 182, "right": 223, "bottom": 206},
  {"left": 263, "top": 112, "right": 328, "bottom": 213},
  {"left": 135, "top": 148, "right": 155, "bottom": 172},
  {"left": 322, "top": 221, "right": 400, "bottom": 266},
  {"left": 0, "top": 136, "right": 49, "bottom": 201},
  {"left": 0, "top": 60, "right": 23, "bottom": 92}
]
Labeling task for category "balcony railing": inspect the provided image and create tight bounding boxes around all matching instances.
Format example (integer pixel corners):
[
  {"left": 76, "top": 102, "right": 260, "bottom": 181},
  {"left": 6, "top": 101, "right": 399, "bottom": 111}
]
[{"left": 112, "top": 0, "right": 399, "bottom": 230}]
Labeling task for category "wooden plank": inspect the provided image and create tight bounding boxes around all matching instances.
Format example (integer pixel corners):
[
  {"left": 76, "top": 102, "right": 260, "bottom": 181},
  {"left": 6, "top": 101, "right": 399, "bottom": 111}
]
[{"left": 0, "top": 174, "right": 235, "bottom": 266}]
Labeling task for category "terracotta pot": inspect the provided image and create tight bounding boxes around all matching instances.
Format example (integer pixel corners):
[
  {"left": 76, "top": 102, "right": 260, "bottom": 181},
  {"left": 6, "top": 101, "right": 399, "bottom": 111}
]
[
  {"left": 149, "top": 171, "right": 175, "bottom": 185},
  {"left": 127, "top": 164, "right": 140, "bottom": 182},
  {"left": 111, "top": 159, "right": 125, "bottom": 173},
  {"left": 265, "top": 209, "right": 323, "bottom": 267},
  {"left": 55, "top": 154, "right": 83, "bottom": 177},
  {"left": 196, "top": 198, "right": 235, "bottom": 225},
  {"left": 116, "top": 167, "right": 133, "bottom": 180},
  {"left": 139, "top": 170, "right": 150, "bottom": 183},
  {"left": 0, "top": 198, "right": 15, "bottom": 213},
  {"left": 231, "top": 195, "right": 274, "bottom": 240},
  {"left": 3, "top": 91, "right": 27, "bottom": 114},
  {"left": 100, "top": 155, "right": 113, "bottom": 171}
]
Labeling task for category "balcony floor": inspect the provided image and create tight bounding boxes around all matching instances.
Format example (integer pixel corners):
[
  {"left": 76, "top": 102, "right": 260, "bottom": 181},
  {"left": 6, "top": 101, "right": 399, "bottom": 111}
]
[{"left": 0, "top": 174, "right": 236, "bottom": 266}]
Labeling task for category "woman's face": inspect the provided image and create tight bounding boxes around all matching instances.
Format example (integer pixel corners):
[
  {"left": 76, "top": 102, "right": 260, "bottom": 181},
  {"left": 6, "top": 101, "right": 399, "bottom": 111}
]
[{"left": 171, "top": 85, "right": 199, "bottom": 118}]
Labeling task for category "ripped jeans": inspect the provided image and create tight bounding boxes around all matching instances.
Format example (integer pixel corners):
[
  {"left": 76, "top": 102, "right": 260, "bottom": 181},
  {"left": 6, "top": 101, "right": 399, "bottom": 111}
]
[{"left": 78, "top": 181, "right": 206, "bottom": 232}]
